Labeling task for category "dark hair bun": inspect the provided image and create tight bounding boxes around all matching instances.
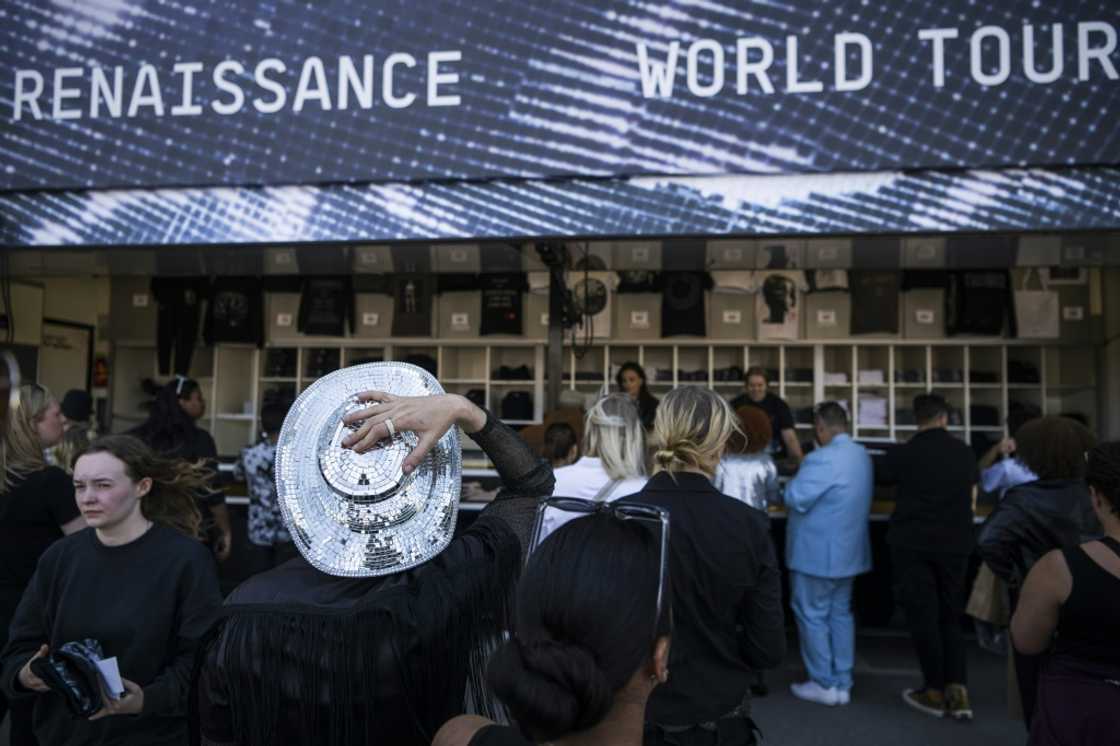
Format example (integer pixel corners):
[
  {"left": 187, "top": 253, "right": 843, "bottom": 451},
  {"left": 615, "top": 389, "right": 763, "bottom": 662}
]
[{"left": 487, "top": 637, "right": 613, "bottom": 742}]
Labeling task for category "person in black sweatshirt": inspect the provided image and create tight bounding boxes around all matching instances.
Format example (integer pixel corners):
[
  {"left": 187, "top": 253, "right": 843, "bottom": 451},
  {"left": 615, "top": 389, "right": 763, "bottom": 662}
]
[{"left": 0, "top": 434, "right": 222, "bottom": 746}]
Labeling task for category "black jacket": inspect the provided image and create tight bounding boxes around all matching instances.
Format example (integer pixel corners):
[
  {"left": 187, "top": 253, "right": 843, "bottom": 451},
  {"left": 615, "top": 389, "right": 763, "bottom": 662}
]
[
  {"left": 977, "top": 479, "right": 1102, "bottom": 591},
  {"left": 631, "top": 472, "right": 785, "bottom": 726},
  {"left": 193, "top": 413, "right": 553, "bottom": 746}
]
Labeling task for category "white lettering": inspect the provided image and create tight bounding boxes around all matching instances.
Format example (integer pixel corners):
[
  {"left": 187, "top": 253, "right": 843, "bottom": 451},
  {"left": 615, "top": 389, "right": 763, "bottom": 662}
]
[
  {"left": 171, "top": 61, "right": 203, "bottom": 116},
  {"left": 382, "top": 52, "right": 416, "bottom": 108},
  {"left": 427, "top": 50, "right": 461, "bottom": 106},
  {"left": 970, "top": 25, "right": 1011, "bottom": 86},
  {"left": 212, "top": 60, "right": 246, "bottom": 115},
  {"left": 52, "top": 67, "right": 83, "bottom": 120},
  {"left": 1023, "top": 24, "right": 1063, "bottom": 84},
  {"left": 127, "top": 64, "right": 165, "bottom": 116},
  {"left": 294, "top": 56, "right": 332, "bottom": 112},
  {"left": 637, "top": 41, "right": 680, "bottom": 98},
  {"left": 90, "top": 66, "right": 123, "bottom": 118},
  {"left": 253, "top": 58, "right": 287, "bottom": 113},
  {"left": 834, "top": 32, "right": 873, "bottom": 91},
  {"left": 338, "top": 54, "right": 373, "bottom": 110},
  {"left": 14, "top": 70, "right": 44, "bottom": 121},
  {"left": 686, "top": 39, "right": 724, "bottom": 97},
  {"left": 785, "top": 35, "right": 823, "bottom": 93},
  {"left": 736, "top": 38, "right": 775, "bottom": 94},
  {"left": 918, "top": 27, "right": 959, "bottom": 87},
  {"left": 1078, "top": 21, "right": 1118, "bottom": 80}
]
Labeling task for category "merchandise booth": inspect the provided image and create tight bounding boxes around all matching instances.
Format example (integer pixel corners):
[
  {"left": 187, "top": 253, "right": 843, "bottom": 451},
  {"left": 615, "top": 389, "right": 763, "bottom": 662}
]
[{"left": 2, "top": 1, "right": 1119, "bottom": 606}]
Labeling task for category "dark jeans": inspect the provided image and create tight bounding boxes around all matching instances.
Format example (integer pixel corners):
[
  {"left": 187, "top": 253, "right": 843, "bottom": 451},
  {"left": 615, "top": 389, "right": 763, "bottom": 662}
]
[{"left": 892, "top": 547, "right": 969, "bottom": 690}]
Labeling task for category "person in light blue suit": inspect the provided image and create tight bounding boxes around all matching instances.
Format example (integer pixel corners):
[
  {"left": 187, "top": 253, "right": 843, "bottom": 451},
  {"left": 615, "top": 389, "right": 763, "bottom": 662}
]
[{"left": 782, "top": 401, "right": 873, "bottom": 707}]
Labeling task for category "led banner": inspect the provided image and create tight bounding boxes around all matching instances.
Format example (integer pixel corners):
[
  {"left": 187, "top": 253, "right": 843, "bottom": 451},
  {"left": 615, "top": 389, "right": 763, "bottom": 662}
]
[{"left": 1, "top": 0, "right": 1117, "bottom": 192}]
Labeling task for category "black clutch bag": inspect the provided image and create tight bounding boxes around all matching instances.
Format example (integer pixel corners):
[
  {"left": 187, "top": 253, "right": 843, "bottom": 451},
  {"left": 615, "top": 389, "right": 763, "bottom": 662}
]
[{"left": 29, "top": 639, "right": 108, "bottom": 718}]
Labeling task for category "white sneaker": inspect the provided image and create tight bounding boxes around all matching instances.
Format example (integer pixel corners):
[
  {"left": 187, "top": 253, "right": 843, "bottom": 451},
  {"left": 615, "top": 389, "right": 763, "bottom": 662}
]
[
  {"left": 790, "top": 680, "right": 840, "bottom": 706},
  {"left": 836, "top": 688, "right": 851, "bottom": 705}
]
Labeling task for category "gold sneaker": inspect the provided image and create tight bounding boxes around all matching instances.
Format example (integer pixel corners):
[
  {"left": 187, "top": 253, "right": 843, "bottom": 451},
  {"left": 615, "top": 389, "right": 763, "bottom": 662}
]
[
  {"left": 902, "top": 687, "right": 945, "bottom": 719},
  {"left": 945, "top": 683, "right": 974, "bottom": 721}
]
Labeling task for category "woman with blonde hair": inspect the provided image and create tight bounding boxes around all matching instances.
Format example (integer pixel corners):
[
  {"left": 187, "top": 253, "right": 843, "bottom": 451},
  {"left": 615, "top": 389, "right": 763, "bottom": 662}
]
[
  {"left": 0, "top": 384, "right": 85, "bottom": 744},
  {"left": 0, "top": 434, "right": 221, "bottom": 746},
  {"left": 631, "top": 387, "right": 785, "bottom": 745},
  {"left": 552, "top": 393, "right": 648, "bottom": 502}
]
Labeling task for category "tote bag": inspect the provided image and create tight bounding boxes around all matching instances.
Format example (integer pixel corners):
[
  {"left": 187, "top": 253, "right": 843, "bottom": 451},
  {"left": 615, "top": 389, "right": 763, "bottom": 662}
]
[{"left": 1013, "top": 268, "right": 1059, "bottom": 339}]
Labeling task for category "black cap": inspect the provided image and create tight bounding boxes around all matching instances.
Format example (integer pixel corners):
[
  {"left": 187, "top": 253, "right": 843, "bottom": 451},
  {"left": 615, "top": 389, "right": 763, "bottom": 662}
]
[{"left": 60, "top": 389, "right": 92, "bottom": 422}]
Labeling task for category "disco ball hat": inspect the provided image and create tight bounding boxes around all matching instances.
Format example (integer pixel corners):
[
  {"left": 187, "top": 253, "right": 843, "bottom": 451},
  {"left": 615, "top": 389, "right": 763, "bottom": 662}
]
[{"left": 275, "top": 362, "right": 461, "bottom": 577}]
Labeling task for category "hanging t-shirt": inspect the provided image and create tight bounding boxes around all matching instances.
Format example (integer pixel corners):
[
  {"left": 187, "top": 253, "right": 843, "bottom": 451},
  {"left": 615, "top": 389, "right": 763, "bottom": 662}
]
[
  {"left": 808, "top": 270, "right": 849, "bottom": 292},
  {"left": 850, "top": 271, "right": 900, "bottom": 334},
  {"left": 390, "top": 244, "right": 432, "bottom": 274},
  {"left": 617, "top": 270, "right": 662, "bottom": 294},
  {"left": 946, "top": 271, "right": 1011, "bottom": 336},
  {"left": 204, "top": 277, "right": 264, "bottom": 346},
  {"left": 297, "top": 277, "right": 352, "bottom": 336},
  {"left": 480, "top": 273, "right": 528, "bottom": 335},
  {"left": 391, "top": 275, "right": 434, "bottom": 337},
  {"left": 755, "top": 270, "right": 809, "bottom": 340},
  {"left": 710, "top": 271, "right": 755, "bottom": 294},
  {"left": 852, "top": 237, "right": 901, "bottom": 269},
  {"left": 568, "top": 271, "right": 618, "bottom": 338},
  {"left": 661, "top": 272, "right": 713, "bottom": 337}
]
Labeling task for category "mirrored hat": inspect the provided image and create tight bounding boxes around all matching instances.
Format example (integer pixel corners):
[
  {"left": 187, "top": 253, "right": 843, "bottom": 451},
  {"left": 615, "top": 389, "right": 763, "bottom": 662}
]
[{"left": 275, "top": 362, "right": 461, "bottom": 577}]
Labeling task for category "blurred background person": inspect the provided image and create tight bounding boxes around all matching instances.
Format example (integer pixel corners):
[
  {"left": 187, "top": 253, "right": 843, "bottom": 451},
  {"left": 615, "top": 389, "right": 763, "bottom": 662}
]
[
  {"left": 49, "top": 389, "right": 95, "bottom": 472},
  {"left": 541, "top": 422, "right": 579, "bottom": 470},
  {"left": 0, "top": 434, "right": 221, "bottom": 746},
  {"left": 0, "top": 384, "right": 85, "bottom": 746},
  {"left": 616, "top": 362, "right": 659, "bottom": 431},
  {"left": 730, "top": 367, "right": 804, "bottom": 468},
  {"left": 130, "top": 376, "right": 232, "bottom": 562},
  {"left": 234, "top": 401, "right": 297, "bottom": 575},
  {"left": 978, "top": 415, "right": 1100, "bottom": 729},
  {"left": 782, "top": 402, "right": 872, "bottom": 708},
  {"left": 635, "top": 387, "right": 784, "bottom": 744},
  {"left": 1009, "top": 441, "right": 1120, "bottom": 745},
  {"left": 435, "top": 506, "right": 672, "bottom": 746}
]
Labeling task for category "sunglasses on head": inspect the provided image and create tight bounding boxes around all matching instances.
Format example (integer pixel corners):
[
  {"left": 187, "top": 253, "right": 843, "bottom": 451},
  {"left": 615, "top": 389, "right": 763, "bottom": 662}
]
[{"left": 529, "top": 496, "right": 671, "bottom": 635}]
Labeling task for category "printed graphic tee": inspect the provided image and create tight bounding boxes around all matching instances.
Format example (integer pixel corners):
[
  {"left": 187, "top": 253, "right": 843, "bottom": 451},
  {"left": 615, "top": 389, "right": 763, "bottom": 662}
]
[
  {"left": 661, "top": 272, "right": 713, "bottom": 337},
  {"left": 480, "top": 273, "right": 528, "bottom": 335},
  {"left": 755, "top": 271, "right": 809, "bottom": 340}
]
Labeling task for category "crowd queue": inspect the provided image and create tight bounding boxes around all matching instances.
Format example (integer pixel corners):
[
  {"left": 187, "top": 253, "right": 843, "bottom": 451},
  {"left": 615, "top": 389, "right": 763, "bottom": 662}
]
[{"left": 0, "top": 363, "right": 1117, "bottom": 746}]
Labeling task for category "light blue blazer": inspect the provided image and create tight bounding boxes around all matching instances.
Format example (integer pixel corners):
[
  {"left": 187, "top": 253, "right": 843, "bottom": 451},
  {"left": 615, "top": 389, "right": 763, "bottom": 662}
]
[{"left": 784, "top": 433, "right": 873, "bottom": 579}]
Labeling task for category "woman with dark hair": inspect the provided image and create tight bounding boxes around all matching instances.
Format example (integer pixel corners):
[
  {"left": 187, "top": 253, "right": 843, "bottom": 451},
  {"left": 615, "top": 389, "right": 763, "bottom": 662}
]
[
  {"left": 616, "top": 362, "right": 659, "bottom": 430},
  {"left": 1010, "top": 441, "right": 1120, "bottom": 745},
  {"left": 541, "top": 422, "right": 579, "bottom": 469},
  {"left": 978, "top": 415, "right": 1102, "bottom": 728},
  {"left": 130, "top": 377, "right": 232, "bottom": 561},
  {"left": 1, "top": 384, "right": 86, "bottom": 743},
  {"left": 435, "top": 507, "right": 671, "bottom": 746},
  {"left": 0, "top": 435, "right": 221, "bottom": 746}
]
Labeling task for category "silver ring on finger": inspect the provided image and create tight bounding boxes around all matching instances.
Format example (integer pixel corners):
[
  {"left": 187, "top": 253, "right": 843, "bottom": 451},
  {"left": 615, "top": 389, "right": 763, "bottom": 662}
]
[{"left": 385, "top": 418, "right": 396, "bottom": 438}]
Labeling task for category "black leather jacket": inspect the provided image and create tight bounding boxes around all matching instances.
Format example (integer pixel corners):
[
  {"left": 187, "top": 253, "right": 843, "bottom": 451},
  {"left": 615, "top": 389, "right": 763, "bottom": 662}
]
[{"left": 977, "top": 479, "right": 1102, "bottom": 591}]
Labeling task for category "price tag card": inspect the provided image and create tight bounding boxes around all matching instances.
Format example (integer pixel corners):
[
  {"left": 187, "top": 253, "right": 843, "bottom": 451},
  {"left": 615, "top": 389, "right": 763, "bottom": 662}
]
[
  {"left": 915, "top": 310, "right": 935, "bottom": 325},
  {"left": 630, "top": 310, "right": 650, "bottom": 329},
  {"left": 817, "top": 310, "right": 837, "bottom": 326},
  {"left": 1062, "top": 306, "right": 1084, "bottom": 321},
  {"left": 276, "top": 313, "right": 293, "bottom": 328},
  {"left": 361, "top": 312, "right": 380, "bottom": 327},
  {"left": 451, "top": 312, "right": 470, "bottom": 330},
  {"left": 131, "top": 293, "right": 149, "bottom": 308},
  {"left": 722, "top": 310, "right": 742, "bottom": 325}
]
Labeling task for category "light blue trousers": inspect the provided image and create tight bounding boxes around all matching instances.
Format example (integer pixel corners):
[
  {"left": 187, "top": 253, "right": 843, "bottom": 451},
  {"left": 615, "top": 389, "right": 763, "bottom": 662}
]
[{"left": 790, "top": 571, "right": 856, "bottom": 691}]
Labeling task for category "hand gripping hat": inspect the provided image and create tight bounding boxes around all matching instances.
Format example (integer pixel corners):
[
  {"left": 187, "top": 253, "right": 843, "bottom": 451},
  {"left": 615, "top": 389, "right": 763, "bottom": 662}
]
[{"left": 275, "top": 362, "right": 461, "bottom": 577}]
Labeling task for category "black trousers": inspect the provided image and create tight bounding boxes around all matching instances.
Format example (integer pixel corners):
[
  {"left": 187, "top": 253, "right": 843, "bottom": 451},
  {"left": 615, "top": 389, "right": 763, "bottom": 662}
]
[{"left": 892, "top": 547, "right": 969, "bottom": 690}]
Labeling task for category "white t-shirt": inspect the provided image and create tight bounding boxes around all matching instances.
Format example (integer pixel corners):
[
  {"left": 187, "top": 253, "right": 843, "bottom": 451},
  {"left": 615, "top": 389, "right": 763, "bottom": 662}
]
[
  {"left": 541, "top": 457, "right": 648, "bottom": 542},
  {"left": 568, "top": 272, "right": 619, "bottom": 338},
  {"left": 755, "top": 270, "right": 809, "bottom": 340}
]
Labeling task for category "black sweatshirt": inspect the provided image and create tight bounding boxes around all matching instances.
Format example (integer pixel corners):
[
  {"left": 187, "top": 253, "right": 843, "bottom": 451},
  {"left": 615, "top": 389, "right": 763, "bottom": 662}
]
[{"left": 0, "top": 525, "right": 222, "bottom": 746}]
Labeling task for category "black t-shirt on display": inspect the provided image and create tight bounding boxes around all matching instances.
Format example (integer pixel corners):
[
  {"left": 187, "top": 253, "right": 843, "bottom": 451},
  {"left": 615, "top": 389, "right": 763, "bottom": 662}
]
[
  {"left": 946, "top": 271, "right": 1011, "bottom": 336},
  {"left": 480, "top": 273, "right": 528, "bottom": 335},
  {"left": 392, "top": 276, "right": 434, "bottom": 337},
  {"left": 661, "top": 272, "right": 712, "bottom": 337},
  {"left": 204, "top": 277, "right": 264, "bottom": 346},
  {"left": 298, "top": 277, "right": 352, "bottom": 336},
  {"left": 728, "top": 392, "right": 796, "bottom": 458},
  {"left": 850, "top": 271, "right": 900, "bottom": 334}
]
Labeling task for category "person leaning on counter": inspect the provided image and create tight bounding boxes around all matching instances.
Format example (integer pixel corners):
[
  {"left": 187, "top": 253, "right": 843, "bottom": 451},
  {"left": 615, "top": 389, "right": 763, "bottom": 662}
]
[{"left": 730, "top": 366, "right": 804, "bottom": 467}]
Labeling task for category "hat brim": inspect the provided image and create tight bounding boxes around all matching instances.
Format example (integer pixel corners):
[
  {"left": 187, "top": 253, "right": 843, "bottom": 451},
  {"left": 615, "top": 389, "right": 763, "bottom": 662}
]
[{"left": 275, "top": 362, "right": 461, "bottom": 577}]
